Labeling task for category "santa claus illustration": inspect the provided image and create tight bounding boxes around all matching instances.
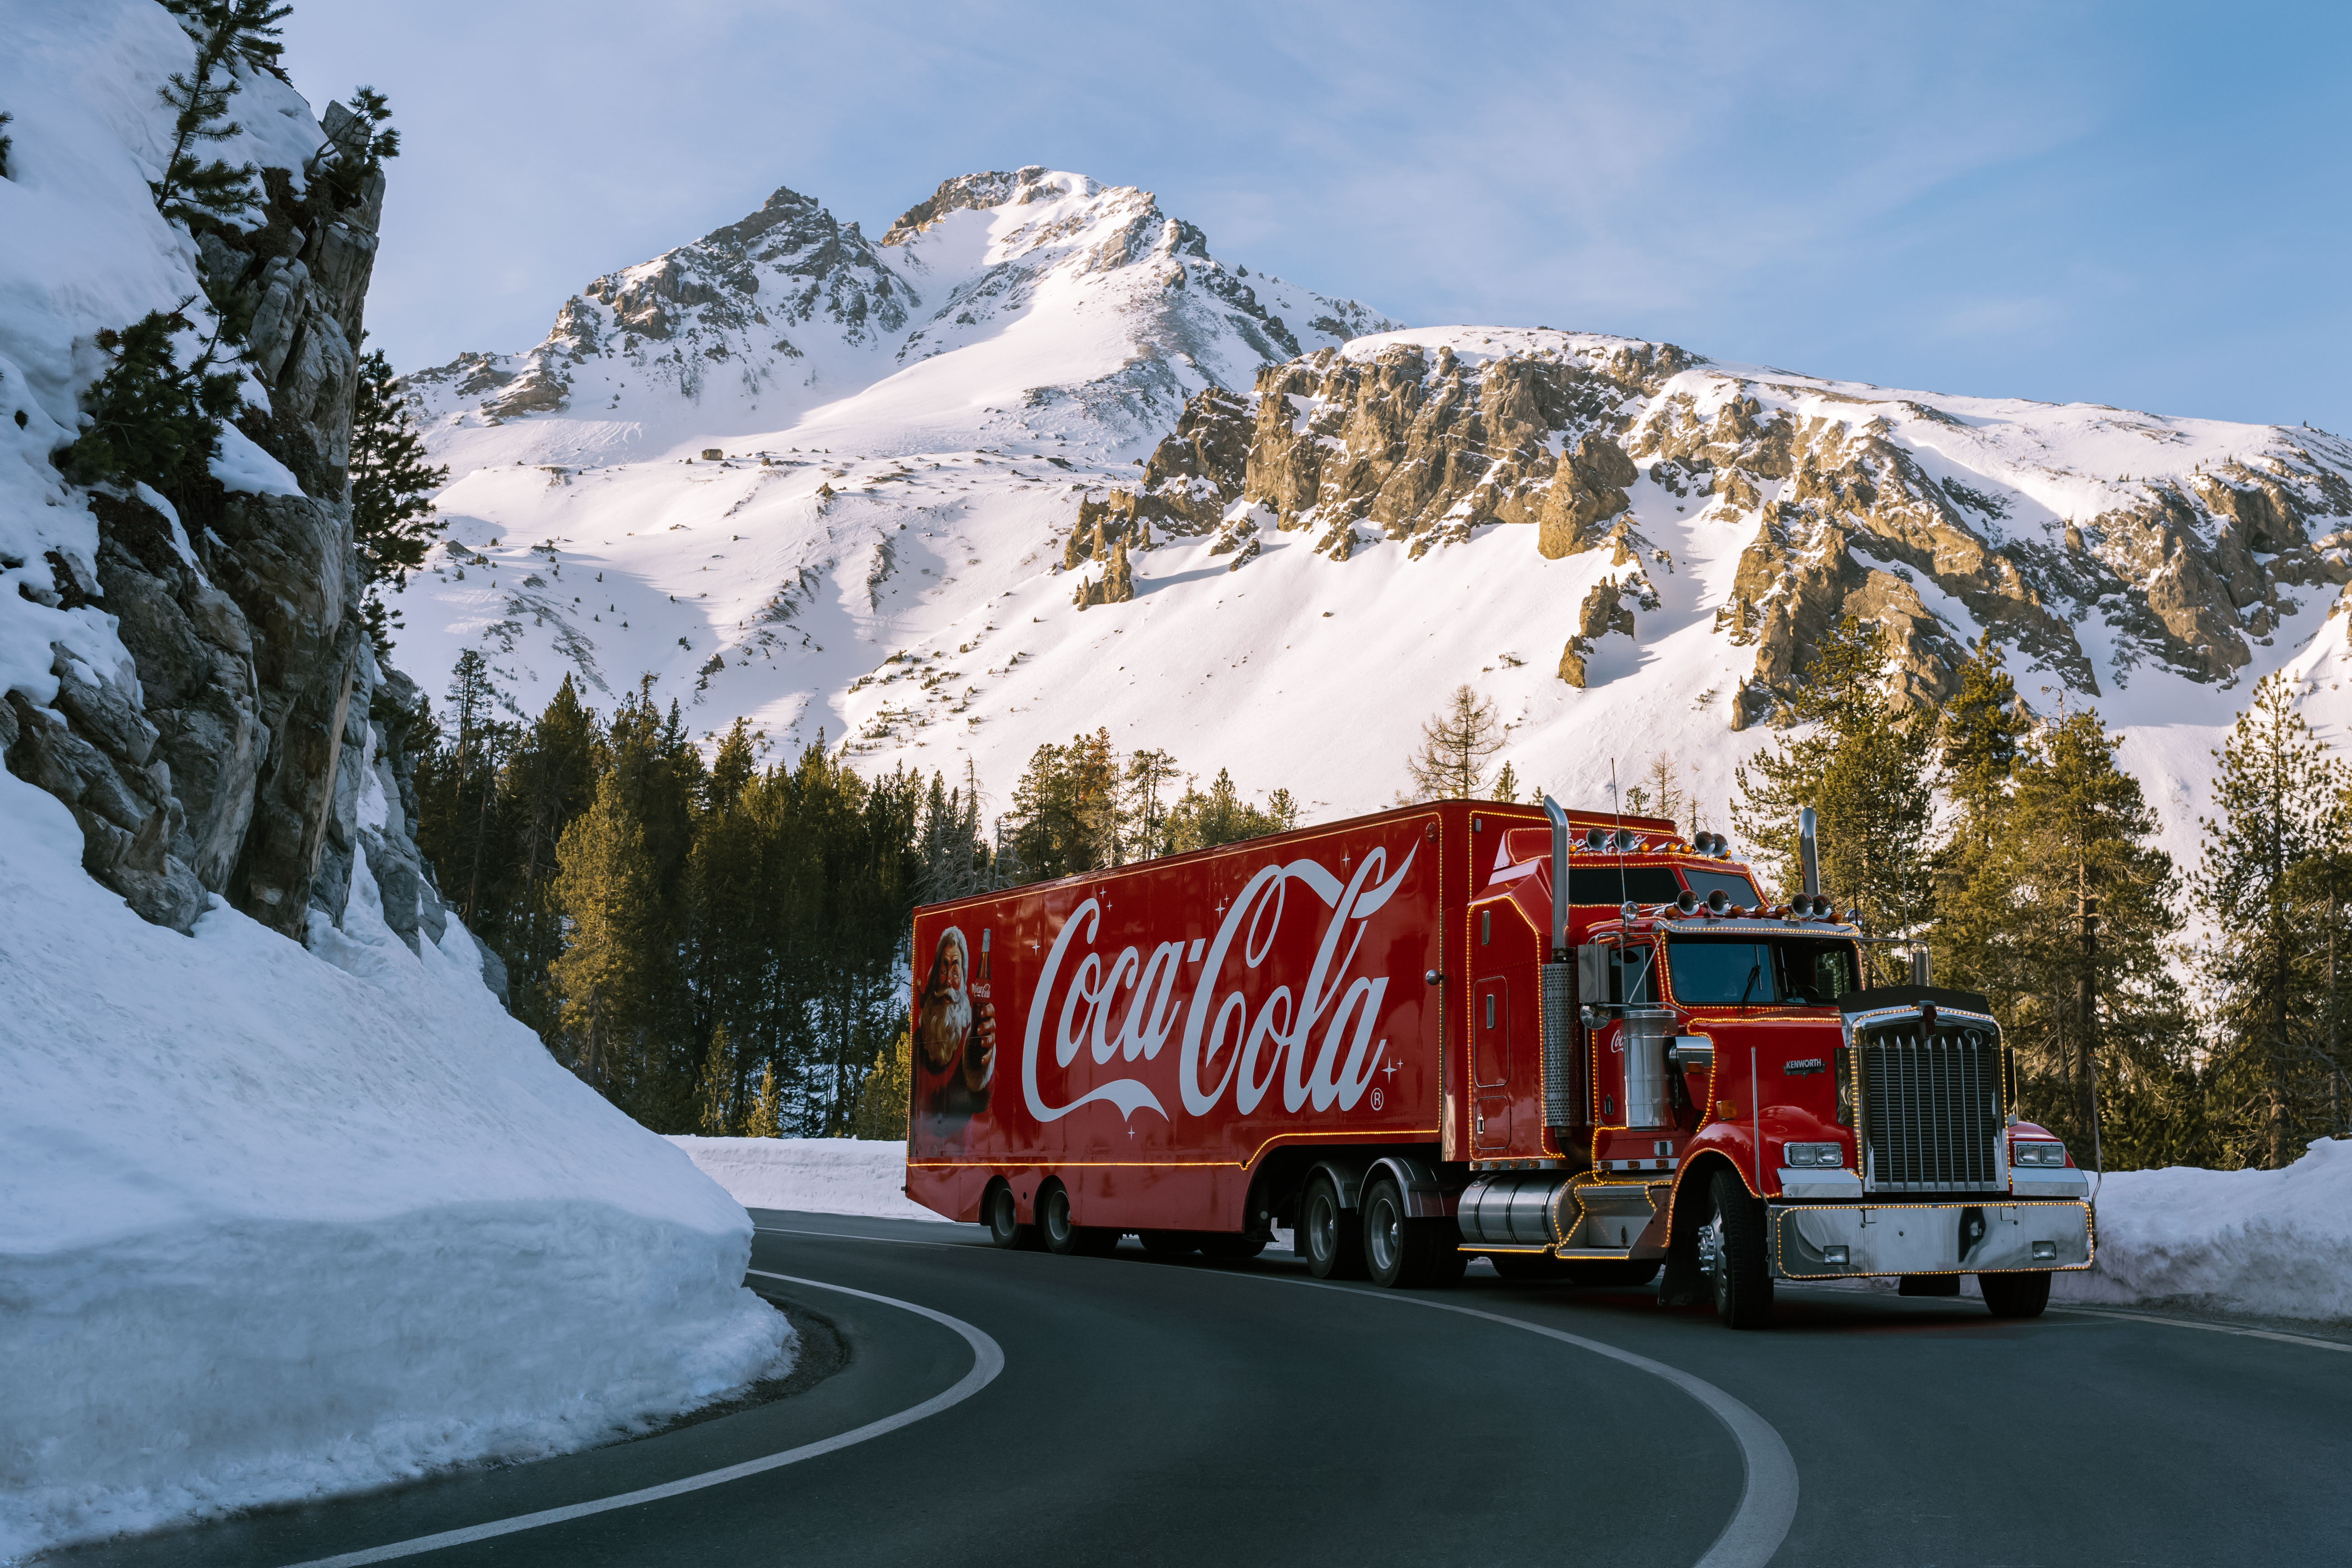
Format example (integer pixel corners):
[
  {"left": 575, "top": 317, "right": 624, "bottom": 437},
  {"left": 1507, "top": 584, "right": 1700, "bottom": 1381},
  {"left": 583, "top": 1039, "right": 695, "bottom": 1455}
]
[{"left": 916, "top": 926, "right": 994, "bottom": 1127}]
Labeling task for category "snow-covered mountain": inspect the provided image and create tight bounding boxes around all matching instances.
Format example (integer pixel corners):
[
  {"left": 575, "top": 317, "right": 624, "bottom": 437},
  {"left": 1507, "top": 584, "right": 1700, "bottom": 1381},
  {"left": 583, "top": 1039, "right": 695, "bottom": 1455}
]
[{"left": 390, "top": 173, "right": 2352, "bottom": 882}]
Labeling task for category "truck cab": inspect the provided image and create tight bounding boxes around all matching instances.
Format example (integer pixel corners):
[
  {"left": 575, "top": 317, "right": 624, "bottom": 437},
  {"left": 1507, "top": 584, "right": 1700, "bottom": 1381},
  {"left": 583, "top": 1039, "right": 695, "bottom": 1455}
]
[{"left": 1455, "top": 804, "right": 2092, "bottom": 1326}]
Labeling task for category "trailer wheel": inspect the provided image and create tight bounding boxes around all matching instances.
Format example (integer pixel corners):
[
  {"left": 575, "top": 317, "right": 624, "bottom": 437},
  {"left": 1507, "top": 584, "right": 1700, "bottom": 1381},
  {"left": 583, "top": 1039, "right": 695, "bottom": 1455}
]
[
  {"left": 983, "top": 1181, "right": 1040, "bottom": 1252},
  {"left": 1362, "top": 1177, "right": 1458, "bottom": 1288},
  {"left": 1038, "top": 1182, "right": 1116, "bottom": 1257},
  {"left": 1978, "top": 1271, "right": 2052, "bottom": 1319},
  {"left": 1699, "top": 1168, "right": 1775, "bottom": 1329},
  {"left": 1300, "top": 1174, "right": 1366, "bottom": 1280}
]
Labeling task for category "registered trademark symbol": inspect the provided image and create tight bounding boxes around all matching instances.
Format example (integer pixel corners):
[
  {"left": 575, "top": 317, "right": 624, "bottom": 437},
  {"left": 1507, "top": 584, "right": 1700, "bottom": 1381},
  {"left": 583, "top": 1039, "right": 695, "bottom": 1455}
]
[{"left": 1370, "top": 1087, "right": 1384, "bottom": 1110}]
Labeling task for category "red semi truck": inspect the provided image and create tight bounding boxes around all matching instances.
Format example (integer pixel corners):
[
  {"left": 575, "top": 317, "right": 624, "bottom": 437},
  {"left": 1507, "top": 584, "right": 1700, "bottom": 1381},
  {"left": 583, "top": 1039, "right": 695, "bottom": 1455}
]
[{"left": 903, "top": 798, "right": 2092, "bottom": 1327}]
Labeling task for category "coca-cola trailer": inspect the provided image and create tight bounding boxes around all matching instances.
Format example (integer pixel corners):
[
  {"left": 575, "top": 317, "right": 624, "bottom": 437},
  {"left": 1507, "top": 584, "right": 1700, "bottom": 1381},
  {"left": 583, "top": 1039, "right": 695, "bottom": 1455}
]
[{"left": 903, "top": 799, "right": 2092, "bottom": 1326}]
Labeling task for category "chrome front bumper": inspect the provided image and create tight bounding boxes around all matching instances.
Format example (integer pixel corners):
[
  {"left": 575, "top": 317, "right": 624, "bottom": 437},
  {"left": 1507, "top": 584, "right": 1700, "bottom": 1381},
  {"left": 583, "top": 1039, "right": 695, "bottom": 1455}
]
[{"left": 1770, "top": 1199, "right": 2092, "bottom": 1279}]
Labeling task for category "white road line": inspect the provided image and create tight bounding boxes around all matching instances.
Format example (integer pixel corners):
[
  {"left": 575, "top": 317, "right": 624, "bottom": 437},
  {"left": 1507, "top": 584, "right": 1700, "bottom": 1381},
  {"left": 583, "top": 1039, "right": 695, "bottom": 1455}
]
[
  {"left": 2054, "top": 1304, "right": 2352, "bottom": 1355},
  {"left": 1257, "top": 1276, "right": 1799, "bottom": 1568},
  {"left": 274, "top": 1275, "right": 1003, "bottom": 1568},
  {"left": 1780, "top": 1284, "right": 2352, "bottom": 1355},
  {"left": 769, "top": 1227, "right": 1796, "bottom": 1568},
  {"left": 752, "top": 1223, "right": 973, "bottom": 1248}
]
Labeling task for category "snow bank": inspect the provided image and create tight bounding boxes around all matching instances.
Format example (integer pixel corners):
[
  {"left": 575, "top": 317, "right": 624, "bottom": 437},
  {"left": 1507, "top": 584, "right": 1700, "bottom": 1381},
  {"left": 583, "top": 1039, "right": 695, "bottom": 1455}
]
[
  {"left": 2056, "top": 1138, "right": 2352, "bottom": 1322},
  {"left": 0, "top": 770, "right": 791, "bottom": 1558},
  {"left": 668, "top": 1137, "right": 949, "bottom": 1223}
]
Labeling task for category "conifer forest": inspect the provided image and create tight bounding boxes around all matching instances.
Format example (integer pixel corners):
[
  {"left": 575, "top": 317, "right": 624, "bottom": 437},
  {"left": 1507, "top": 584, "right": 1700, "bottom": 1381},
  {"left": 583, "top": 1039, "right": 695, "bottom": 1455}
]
[{"left": 405, "top": 612, "right": 2350, "bottom": 1171}]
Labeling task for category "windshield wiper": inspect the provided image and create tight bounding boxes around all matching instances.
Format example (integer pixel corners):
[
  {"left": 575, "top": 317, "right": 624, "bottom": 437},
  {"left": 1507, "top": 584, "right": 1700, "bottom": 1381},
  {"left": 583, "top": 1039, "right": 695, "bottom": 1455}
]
[{"left": 1736, "top": 961, "right": 1761, "bottom": 1009}]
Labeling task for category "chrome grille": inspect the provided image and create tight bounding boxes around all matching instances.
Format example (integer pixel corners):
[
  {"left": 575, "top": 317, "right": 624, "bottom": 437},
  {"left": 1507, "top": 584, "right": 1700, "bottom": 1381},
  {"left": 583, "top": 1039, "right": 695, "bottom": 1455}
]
[{"left": 1859, "top": 1022, "right": 2002, "bottom": 1191}]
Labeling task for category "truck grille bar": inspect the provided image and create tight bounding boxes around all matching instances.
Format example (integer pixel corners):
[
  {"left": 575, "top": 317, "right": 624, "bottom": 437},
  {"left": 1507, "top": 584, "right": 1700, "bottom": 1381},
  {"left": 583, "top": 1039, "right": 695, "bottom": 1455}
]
[{"left": 1858, "top": 1022, "right": 2002, "bottom": 1191}]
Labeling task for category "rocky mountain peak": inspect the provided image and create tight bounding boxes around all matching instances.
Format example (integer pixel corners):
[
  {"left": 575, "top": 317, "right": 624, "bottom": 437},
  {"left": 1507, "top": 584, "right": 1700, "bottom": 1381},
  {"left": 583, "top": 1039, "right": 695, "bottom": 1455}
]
[
  {"left": 1084, "top": 326, "right": 2352, "bottom": 726},
  {"left": 880, "top": 166, "right": 1096, "bottom": 245}
]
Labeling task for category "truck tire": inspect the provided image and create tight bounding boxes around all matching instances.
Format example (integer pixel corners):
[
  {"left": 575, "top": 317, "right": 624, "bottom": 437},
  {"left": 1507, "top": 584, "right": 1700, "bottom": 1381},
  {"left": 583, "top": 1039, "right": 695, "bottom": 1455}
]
[
  {"left": 1300, "top": 1174, "right": 1366, "bottom": 1280},
  {"left": 1699, "top": 1168, "right": 1774, "bottom": 1329},
  {"left": 1038, "top": 1182, "right": 1116, "bottom": 1256},
  {"left": 1978, "top": 1271, "right": 2052, "bottom": 1319},
  {"left": 984, "top": 1182, "right": 1041, "bottom": 1251},
  {"left": 1362, "top": 1178, "right": 1464, "bottom": 1288}
]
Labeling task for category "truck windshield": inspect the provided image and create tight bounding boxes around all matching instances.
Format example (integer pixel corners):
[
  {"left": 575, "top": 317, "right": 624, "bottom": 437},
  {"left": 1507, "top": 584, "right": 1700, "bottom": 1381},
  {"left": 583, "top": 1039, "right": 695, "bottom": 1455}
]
[
  {"left": 1667, "top": 937, "right": 1860, "bottom": 1006},
  {"left": 1681, "top": 869, "right": 1760, "bottom": 907}
]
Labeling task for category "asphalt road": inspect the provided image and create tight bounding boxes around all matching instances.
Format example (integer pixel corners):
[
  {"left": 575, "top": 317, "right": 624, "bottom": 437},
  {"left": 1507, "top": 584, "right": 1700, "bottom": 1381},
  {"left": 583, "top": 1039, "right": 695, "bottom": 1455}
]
[{"left": 47, "top": 1214, "right": 2352, "bottom": 1568}]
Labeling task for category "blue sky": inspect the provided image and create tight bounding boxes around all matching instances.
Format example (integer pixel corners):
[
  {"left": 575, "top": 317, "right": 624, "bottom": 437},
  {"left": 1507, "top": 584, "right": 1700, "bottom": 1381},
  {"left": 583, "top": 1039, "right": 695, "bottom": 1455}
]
[{"left": 285, "top": 0, "right": 2350, "bottom": 434}]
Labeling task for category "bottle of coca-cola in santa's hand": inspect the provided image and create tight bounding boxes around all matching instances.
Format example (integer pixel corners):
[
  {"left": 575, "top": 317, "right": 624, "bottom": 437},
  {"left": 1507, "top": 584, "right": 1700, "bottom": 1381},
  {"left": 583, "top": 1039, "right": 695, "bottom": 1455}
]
[{"left": 964, "top": 930, "right": 995, "bottom": 1103}]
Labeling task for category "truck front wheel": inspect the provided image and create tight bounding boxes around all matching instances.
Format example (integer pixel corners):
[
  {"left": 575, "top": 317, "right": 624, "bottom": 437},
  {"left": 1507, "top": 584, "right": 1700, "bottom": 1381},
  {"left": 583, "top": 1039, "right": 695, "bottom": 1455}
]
[
  {"left": 1362, "top": 1177, "right": 1463, "bottom": 1289},
  {"left": 1699, "top": 1168, "right": 1775, "bottom": 1329},
  {"left": 1978, "top": 1271, "right": 2052, "bottom": 1319},
  {"left": 1300, "top": 1174, "right": 1366, "bottom": 1280}
]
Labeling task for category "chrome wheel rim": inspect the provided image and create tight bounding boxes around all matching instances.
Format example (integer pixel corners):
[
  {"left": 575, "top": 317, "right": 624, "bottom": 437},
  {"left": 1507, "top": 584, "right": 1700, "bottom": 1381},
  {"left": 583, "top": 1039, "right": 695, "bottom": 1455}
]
[
  {"left": 1698, "top": 1205, "right": 1729, "bottom": 1305},
  {"left": 1308, "top": 1194, "right": 1336, "bottom": 1263},
  {"left": 1368, "top": 1196, "right": 1400, "bottom": 1274},
  {"left": 1044, "top": 1191, "right": 1069, "bottom": 1243}
]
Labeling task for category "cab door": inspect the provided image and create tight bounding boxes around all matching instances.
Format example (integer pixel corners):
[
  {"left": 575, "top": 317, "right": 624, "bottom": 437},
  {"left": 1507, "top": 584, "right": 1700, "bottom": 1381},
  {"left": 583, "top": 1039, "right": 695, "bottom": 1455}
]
[{"left": 1473, "top": 977, "right": 1511, "bottom": 1152}]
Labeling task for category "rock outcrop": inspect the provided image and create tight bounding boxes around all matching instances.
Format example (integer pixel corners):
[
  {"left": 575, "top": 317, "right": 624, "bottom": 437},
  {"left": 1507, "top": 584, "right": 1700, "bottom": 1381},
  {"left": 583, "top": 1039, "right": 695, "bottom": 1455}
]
[
  {"left": 1071, "top": 330, "right": 2352, "bottom": 725},
  {"left": 4, "top": 103, "right": 463, "bottom": 963}
]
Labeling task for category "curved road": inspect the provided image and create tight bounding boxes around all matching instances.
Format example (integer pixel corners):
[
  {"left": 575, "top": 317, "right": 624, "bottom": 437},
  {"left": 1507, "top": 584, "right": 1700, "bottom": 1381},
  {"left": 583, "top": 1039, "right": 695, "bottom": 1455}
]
[{"left": 49, "top": 1213, "right": 2352, "bottom": 1568}]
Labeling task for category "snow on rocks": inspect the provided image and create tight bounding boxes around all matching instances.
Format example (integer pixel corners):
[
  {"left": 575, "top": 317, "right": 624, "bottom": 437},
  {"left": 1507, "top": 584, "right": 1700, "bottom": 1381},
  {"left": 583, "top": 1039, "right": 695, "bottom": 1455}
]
[
  {"left": 669, "top": 1136, "right": 950, "bottom": 1223},
  {"left": 2057, "top": 1138, "right": 2352, "bottom": 1323},
  {"left": 0, "top": 770, "right": 792, "bottom": 1558}
]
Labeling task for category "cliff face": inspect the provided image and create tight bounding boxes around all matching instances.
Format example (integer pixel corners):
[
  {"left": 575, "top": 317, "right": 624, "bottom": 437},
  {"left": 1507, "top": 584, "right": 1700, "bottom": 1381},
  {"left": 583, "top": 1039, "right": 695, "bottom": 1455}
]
[
  {"left": 0, "top": 52, "right": 463, "bottom": 968},
  {"left": 1085, "top": 330, "right": 2352, "bottom": 724}
]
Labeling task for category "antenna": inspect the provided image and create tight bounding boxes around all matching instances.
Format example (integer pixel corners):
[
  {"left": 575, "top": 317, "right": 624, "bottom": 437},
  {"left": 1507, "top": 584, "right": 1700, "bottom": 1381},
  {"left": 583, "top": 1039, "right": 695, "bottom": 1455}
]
[{"left": 1611, "top": 757, "right": 1628, "bottom": 913}]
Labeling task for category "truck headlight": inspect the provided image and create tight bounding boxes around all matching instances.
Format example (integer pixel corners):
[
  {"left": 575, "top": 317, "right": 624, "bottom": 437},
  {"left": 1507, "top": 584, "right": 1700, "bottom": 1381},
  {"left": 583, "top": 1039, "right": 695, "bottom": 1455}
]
[
  {"left": 2012, "top": 1141, "right": 2067, "bottom": 1167},
  {"left": 1785, "top": 1142, "right": 1843, "bottom": 1167}
]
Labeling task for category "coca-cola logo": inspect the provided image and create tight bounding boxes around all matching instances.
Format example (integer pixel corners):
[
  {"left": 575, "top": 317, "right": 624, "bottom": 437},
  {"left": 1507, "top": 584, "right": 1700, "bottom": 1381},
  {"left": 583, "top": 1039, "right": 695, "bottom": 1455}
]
[{"left": 1021, "top": 844, "right": 1416, "bottom": 1124}]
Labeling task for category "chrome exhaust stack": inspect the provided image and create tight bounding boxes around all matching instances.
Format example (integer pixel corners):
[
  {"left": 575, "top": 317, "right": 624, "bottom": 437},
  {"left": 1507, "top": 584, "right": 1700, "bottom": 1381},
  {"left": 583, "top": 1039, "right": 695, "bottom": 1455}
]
[{"left": 1540, "top": 794, "right": 1576, "bottom": 1129}]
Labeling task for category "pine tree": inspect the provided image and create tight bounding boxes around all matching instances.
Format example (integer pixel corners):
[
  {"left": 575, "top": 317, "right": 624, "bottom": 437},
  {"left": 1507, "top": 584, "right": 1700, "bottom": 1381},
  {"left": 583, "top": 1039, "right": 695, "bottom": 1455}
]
[
  {"left": 851, "top": 1031, "right": 912, "bottom": 1140},
  {"left": 316, "top": 85, "right": 400, "bottom": 205},
  {"left": 1941, "top": 632, "right": 2027, "bottom": 839},
  {"left": 2193, "top": 672, "right": 2342, "bottom": 1167},
  {"left": 151, "top": 1, "right": 289, "bottom": 231},
  {"left": 0, "top": 113, "right": 14, "bottom": 181},
  {"left": 1733, "top": 617, "right": 1936, "bottom": 967},
  {"left": 548, "top": 768, "right": 664, "bottom": 1110},
  {"left": 1007, "top": 729, "right": 1122, "bottom": 876},
  {"left": 743, "top": 1062, "right": 782, "bottom": 1138},
  {"left": 694, "top": 1023, "right": 737, "bottom": 1135},
  {"left": 1405, "top": 685, "right": 1503, "bottom": 800},
  {"left": 60, "top": 308, "right": 241, "bottom": 501},
  {"left": 492, "top": 676, "right": 604, "bottom": 1030},
  {"left": 1165, "top": 769, "right": 1294, "bottom": 851},
  {"left": 350, "top": 346, "right": 449, "bottom": 657},
  {"left": 1124, "top": 747, "right": 1182, "bottom": 858},
  {"left": 1492, "top": 762, "right": 1521, "bottom": 804}
]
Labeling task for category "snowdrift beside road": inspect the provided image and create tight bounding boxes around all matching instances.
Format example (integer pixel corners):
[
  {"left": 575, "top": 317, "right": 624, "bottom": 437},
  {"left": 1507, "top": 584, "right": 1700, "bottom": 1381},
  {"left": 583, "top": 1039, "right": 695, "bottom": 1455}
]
[
  {"left": 2054, "top": 1138, "right": 2352, "bottom": 1322},
  {"left": 669, "top": 1136, "right": 951, "bottom": 1223},
  {"left": 0, "top": 770, "right": 791, "bottom": 1559}
]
